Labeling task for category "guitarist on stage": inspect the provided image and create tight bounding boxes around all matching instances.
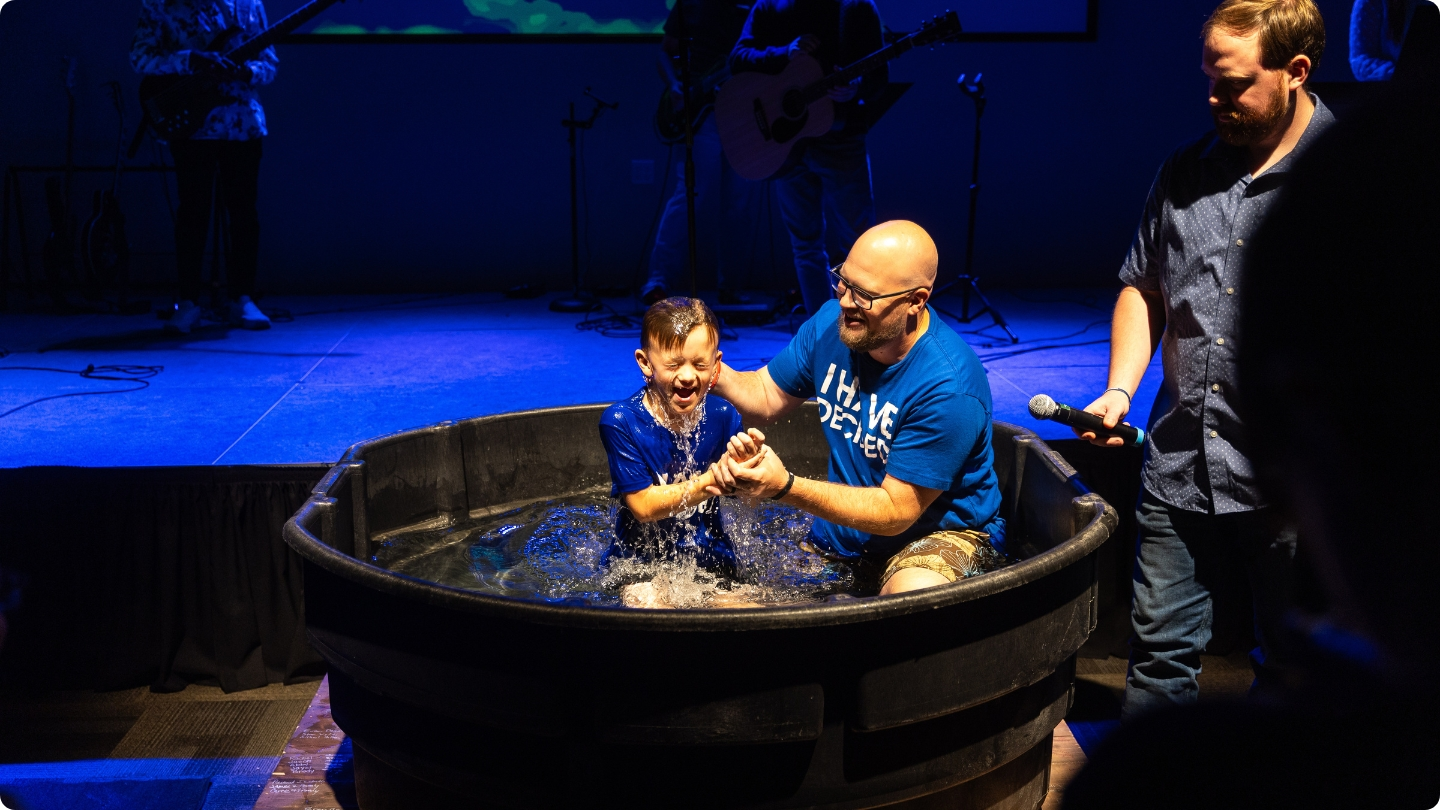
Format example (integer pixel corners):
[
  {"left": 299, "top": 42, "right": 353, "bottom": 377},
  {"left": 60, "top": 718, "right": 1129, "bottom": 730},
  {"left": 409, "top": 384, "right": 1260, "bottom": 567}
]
[
  {"left": 642, "top": 0, "right": 760, "bottom": 306},
  {"left": 730, "top": 0, "right": 886, "bottom": 316},
  {"left": 130, "top": 0, "right": 277, "bottom": 334}
]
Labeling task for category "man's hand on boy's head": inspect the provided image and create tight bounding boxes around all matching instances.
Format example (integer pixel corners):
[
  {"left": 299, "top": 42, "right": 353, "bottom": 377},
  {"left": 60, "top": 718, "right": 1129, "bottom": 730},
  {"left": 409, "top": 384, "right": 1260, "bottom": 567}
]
[{"left": 726, "top": 429, "right": 766, "bottom": 462}]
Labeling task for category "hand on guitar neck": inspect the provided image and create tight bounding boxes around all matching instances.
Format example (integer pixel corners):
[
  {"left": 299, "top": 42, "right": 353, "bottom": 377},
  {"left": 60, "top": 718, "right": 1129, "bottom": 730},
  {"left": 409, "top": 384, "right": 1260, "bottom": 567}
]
[
  {"left": 825, "top": 73, "right": 859, "bottom": 102},
  {"left": 139, "top": 0, "right": 345, "bottom": 141},
  {"left": 715, "top": 11, "right": 960, "bottom": 181},
  {"left": 189, "top": 51, "right": 253, "bottom": 84},
  {"left": 787, "top": 35, "right": 859, "bottom": 101}
]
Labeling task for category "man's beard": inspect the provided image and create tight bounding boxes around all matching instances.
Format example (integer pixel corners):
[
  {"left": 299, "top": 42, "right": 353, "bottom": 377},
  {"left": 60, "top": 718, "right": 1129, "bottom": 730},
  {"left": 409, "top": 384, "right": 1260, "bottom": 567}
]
[
  {"left": 1213, "top": 84, "right": 1290, "bottom": 146},
  {"left": 838, "top": 308, "right": 905, "bottom": 352}
]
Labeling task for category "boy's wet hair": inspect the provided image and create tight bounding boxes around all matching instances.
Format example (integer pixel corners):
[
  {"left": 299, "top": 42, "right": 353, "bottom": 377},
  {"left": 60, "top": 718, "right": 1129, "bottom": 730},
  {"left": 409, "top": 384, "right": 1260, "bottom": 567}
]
[{"left": 641, "top": 297, "right": 720, "bottom": 352}]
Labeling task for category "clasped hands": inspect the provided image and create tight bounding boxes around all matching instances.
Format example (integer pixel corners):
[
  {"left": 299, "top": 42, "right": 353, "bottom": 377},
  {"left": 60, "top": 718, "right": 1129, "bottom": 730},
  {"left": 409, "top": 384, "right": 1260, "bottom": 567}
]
[{"left": 704, "top": 429, "right": 791, "bottom": 500}]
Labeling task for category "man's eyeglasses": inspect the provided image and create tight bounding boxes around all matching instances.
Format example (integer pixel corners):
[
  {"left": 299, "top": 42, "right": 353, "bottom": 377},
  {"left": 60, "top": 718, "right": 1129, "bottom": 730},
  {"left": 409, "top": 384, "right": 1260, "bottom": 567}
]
[{"left": 829, "top": 265, "right": 929, "bottom": 311}]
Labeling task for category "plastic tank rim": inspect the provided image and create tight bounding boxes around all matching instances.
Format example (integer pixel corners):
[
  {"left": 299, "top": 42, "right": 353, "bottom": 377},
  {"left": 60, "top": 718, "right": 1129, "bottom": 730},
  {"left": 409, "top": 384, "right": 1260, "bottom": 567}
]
[{"left": 282, "top": 405, "right": 1118, "bottom": 632}]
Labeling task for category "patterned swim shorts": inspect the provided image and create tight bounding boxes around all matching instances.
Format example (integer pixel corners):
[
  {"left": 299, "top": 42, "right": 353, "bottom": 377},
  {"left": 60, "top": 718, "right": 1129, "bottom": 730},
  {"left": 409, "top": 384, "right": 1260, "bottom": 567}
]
[{"left": 880, "top": 529, "right": 995, "bottom": 586}]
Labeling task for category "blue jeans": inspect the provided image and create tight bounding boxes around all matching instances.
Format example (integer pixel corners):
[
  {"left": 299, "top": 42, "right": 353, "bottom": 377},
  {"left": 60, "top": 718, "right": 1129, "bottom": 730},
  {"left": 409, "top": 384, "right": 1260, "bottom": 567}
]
[
  {"left": 1122, "top": 489, "right": 1297, "bottom": 721},
  {"left": 645, "top": 117, "right": 761, "bottom": 295},
  {"left": 772, "top": 132, "right": 876, "bottom": 315}
]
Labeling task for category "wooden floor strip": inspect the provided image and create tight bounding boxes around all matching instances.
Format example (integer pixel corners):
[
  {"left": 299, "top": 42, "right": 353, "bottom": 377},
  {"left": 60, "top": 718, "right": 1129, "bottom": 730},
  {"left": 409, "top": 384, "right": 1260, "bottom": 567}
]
[
  {"left": 254, "top": 677, "right": 356, "bottom": 810},
  {"left": 1044, "top": 720, "right": 1089, "bottom": 810}
]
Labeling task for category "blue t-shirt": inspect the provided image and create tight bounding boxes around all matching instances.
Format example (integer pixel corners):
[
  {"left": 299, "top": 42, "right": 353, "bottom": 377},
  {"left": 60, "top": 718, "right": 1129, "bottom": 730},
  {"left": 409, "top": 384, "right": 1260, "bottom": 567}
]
[
  {"left": 766, "top": 300, "right": 1005, "bottom": 559},
  {"left": 597, "top": 389, "right": 744, "bottom": 572}
]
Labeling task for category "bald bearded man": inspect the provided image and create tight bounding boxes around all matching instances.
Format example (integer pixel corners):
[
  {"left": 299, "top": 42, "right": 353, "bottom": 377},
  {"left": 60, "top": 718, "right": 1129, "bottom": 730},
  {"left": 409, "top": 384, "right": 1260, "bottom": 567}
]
[{"left": 710, "top": 221, "right": 1005, "bottom": 595}]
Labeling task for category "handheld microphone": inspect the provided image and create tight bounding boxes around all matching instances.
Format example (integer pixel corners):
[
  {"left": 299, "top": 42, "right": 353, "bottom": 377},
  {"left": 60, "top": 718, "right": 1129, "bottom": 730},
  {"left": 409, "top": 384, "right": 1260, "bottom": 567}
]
[{"left": 1028, "top": 394, "right": 1146, "bottom": 447}]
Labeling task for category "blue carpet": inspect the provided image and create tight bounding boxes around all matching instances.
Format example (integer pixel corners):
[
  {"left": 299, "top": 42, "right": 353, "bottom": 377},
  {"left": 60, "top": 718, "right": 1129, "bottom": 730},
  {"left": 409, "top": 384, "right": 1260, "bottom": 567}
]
[
  {"left": 0, "top": 779, "right": 210, "bottom": 810},
  {"left": 0, "top": 289, "right": 1153, "bottom": 468},
  {"left": 0, "top": 758, "right": 281, "bottom": 810},
  {"left": 1065, "top": 720, "right": 1120, "bottom": 757}
]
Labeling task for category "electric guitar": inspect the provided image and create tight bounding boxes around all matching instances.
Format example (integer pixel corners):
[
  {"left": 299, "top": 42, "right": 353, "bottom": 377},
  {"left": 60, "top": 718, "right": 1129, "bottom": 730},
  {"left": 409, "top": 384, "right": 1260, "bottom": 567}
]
[
  {"left": 653, "top": 62, "right": 731, "bottom": 145},
  {"left": 139, "top": 0, "right": 346, "bottom": 142},
  {"left": 715, "top": 11, "right": 961, "bottom": 181}
]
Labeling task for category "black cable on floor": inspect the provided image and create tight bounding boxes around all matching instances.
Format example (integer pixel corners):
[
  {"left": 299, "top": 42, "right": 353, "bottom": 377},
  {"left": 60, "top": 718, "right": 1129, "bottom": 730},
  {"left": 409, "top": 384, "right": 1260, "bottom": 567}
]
[
  {"left": 1002, "top": 289, "right": 1115, "bottom": 311},
  {"left": 976, "top": 339, "right": 1111, "bottom": 365},
  {"left": 0, "top": 364, "right": 163, "bottom": 419},
  {"left": 974, "top": 318, "right": 1110, "bottom": 344},
  {"left": 577, "top": 302, "right": 643, "bottom": 339},
  {"left": 576, "top": 301, "right": 740, "bottom": 343},
  {"left": 928, "top": 304, "right": 1111, "bottom": 362}
]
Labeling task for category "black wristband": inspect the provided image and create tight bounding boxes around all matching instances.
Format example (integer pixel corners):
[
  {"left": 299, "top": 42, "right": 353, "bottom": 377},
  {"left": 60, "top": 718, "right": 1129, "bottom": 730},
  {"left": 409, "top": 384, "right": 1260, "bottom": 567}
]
[
  {"left": 770, "top": 471, "right": 795, "bottom": 501},
  {"left": 1105, "top": 387, "right": 1132, "bottom": 405}
]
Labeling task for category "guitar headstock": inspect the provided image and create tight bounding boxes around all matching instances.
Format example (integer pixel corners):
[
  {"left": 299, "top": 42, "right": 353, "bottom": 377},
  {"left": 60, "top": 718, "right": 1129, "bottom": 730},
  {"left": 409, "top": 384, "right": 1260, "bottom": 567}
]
[{"left": 910, "top": 11, "right": 962, "bottom": 48}]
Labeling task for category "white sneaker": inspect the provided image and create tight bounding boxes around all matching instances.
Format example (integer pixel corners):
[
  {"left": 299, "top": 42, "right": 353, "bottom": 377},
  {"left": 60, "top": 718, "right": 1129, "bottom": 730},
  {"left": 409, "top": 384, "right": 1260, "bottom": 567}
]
[
  {"left": 229, "top": 295, "right": 271, "bottom": 330},
  {"left": 164, "top": 300, "right": 202, "bottom": 334}
]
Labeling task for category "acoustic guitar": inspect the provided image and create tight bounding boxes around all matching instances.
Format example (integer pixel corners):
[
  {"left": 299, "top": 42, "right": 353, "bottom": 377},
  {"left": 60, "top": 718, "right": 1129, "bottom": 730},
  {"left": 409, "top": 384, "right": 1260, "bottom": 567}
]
[
  {"left": 715, "top": 11, "right": 961, "bottom": 181},
  {"left": 139, "top": 0, "right": 346, "bottom": 142}
]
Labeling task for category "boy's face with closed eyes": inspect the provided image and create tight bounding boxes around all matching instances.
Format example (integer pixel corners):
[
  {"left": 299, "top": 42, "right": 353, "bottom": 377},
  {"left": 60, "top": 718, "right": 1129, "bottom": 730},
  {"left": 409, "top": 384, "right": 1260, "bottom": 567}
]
[{"left": 635, "top": 325, "right": 720, "bottom": 418}]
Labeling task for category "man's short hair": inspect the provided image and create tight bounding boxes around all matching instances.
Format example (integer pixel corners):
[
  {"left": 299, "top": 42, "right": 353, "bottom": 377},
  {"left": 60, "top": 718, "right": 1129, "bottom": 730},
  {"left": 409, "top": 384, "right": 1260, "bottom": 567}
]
[
  {"left": 641, "top": 297, "right": 719, "bottom": 352},
  {"left": 1204, "top": 0, "right": 1326, "bottom": 72}
]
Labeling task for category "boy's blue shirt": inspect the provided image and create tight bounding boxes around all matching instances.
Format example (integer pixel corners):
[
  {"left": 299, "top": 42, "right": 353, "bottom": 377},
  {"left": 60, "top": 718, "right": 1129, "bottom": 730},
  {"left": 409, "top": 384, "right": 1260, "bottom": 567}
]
[
  {"left": 597, "top": 389, "right": 743, "bottom": 571},
  {"left": 766, "top": 300, "right": 1006, "bottom": 559}
]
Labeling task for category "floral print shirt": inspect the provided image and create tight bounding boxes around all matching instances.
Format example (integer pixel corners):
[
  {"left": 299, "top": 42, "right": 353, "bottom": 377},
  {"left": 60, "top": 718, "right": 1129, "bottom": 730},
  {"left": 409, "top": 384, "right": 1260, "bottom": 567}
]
[{"left": 130, "top": 0, "right": 278, "bottom": 140}]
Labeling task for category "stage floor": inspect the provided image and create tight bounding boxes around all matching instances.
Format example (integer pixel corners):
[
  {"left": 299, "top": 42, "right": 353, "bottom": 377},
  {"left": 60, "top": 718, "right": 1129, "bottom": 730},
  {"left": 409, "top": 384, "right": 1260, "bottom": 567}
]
[{"left": 0, "top": 288, "right": 1159, "bottom": 468}]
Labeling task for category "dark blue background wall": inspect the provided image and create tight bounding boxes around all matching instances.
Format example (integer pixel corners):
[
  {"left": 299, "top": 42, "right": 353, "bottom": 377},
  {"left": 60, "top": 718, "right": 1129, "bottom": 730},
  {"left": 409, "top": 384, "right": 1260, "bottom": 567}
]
[{"left": 0, "top": 0, "right": 1356, "bottom": 293}]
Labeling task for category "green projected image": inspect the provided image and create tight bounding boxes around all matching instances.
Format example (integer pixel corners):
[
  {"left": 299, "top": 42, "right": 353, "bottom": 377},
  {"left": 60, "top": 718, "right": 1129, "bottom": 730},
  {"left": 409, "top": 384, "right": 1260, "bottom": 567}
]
[
  {"left": 294, "top": 0, "right": 670, "bottom": 36},
  {"left": 288, "top": 0, "right": 1094, "bottom": 38}
]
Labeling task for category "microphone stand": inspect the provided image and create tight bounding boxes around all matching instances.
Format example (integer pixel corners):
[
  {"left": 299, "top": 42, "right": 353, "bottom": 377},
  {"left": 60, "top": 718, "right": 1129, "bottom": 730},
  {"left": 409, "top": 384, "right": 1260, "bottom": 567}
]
[
  {"left": 676, "top": 15, "right": 700, "bottom": 297},
  {"left": 931, "top": 73, "right": 1018, "bottom": 344},
  {"left": 551, "top": 89, "right": 617, "bottom": 313}
]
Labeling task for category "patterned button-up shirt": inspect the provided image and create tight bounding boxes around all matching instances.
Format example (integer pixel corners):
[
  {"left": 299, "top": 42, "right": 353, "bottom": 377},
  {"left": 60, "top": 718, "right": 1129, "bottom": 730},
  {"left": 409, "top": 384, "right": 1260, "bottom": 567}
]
[
  {"left": 1121, "top": 95, "right": 1334, "bottom": 514},
  {"left": 130, "top": 0, "right": 278, "bottom": 141}
]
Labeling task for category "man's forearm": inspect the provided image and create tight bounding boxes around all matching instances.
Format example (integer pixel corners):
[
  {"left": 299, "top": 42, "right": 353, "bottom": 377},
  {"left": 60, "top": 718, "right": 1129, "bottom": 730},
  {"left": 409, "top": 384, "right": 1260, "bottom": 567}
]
[
  {"left": 780, "top": 476, "right": 916, "bottom": 536},
  {"left": 729, "top": 2, "right": 788, "bottom": 74},
  {"left": 1107, "top": 286, "right": 1165, "bottom": 396},
  {"left": 713, "top": 365, "right": 794, "bottom": 424}
]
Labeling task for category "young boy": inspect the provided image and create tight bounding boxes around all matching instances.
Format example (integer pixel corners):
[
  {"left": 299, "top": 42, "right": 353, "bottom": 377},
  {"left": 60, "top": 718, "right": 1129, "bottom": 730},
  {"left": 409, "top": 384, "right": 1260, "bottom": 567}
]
[{"left": 597, "top": 297, "right": 762, "bottom": 607}]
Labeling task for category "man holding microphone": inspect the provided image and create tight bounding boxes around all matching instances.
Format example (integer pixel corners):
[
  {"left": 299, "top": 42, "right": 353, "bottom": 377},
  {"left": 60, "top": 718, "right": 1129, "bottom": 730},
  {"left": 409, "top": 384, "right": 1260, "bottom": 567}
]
[{"left": 1078, "top": 0, "right": 1332, "bottom": 719}]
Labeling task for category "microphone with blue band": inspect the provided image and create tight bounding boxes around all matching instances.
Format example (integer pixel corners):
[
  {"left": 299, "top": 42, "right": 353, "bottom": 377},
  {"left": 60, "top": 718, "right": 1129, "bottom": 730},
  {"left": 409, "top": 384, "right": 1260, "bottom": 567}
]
[{"left": 1028, "top": 394, "right": 1146, "bottom": 447}]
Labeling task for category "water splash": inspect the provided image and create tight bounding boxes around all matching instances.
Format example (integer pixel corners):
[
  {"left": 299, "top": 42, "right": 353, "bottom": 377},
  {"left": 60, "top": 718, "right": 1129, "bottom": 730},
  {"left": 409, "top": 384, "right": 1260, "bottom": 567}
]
[
  {"left": 379, "top": 489, "right": 858, "bottom": 608},
  {"left": 376, "top": 392, "right": 1003, "bottom": 608}
]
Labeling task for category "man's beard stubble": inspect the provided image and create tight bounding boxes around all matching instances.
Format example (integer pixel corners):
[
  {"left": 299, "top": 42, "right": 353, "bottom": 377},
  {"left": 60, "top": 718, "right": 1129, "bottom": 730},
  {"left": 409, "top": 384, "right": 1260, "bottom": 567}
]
[
  {"left": 1213, "top": 83, "right": 1290, "bottom": 147},
  {"left": 838, "top": 307, "right": 906, "bottom": 352}
]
